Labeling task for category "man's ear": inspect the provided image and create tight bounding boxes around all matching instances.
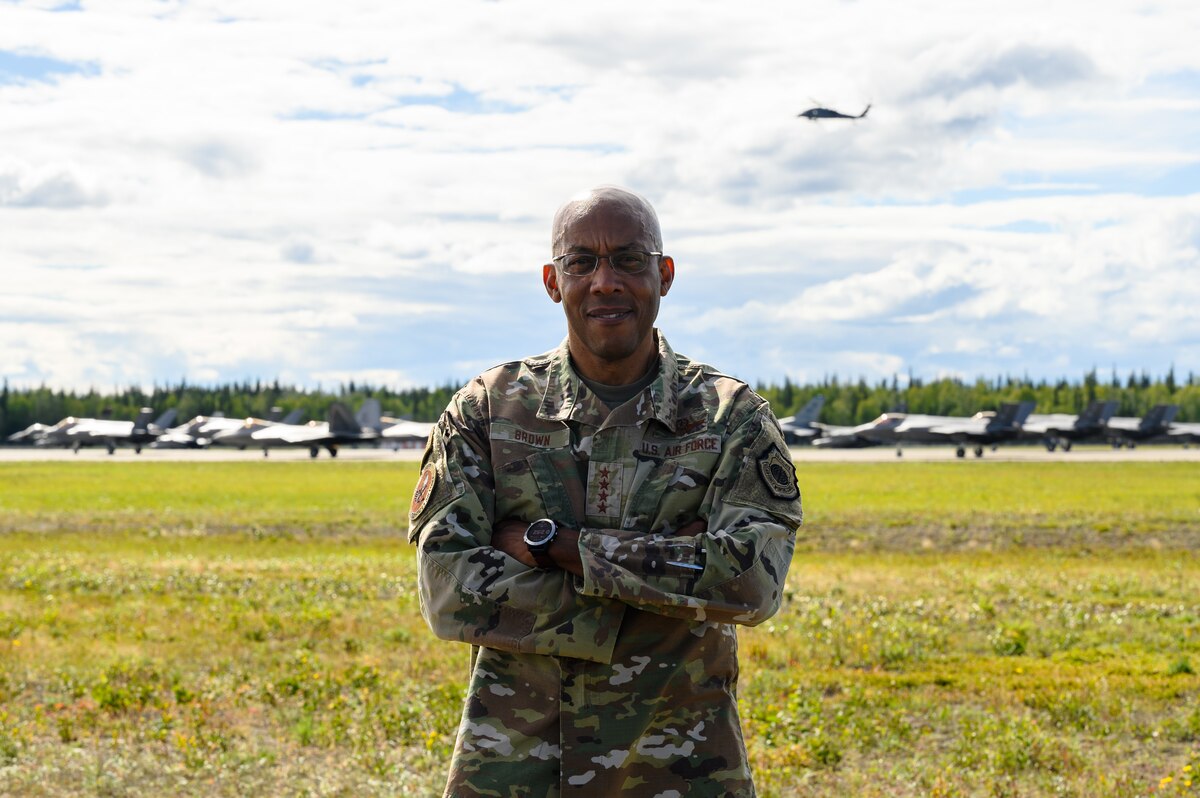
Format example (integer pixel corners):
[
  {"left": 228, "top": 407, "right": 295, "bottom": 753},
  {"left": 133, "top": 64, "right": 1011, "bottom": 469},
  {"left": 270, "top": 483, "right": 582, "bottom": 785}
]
[
  {"left": 658, "top": 255, "right": 675, "bottom": 297},
  {"left": 543, "top": 263, "right": 562, "bottom": 303}
]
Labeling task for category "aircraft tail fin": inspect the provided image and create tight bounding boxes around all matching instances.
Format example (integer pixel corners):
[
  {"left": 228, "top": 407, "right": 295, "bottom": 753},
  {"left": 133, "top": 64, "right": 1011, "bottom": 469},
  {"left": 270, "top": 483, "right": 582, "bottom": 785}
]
[
  {"left": 153, "top": 408, "right": 178, "bottom": 430},
  {"left": 1079, "top": 400, "right": 1118, "bottom": 427},
  {"left": 267, "top": 406, "right": 284, "bottom": 422},
  {"left": 281, "top": 408, "right": 305, "bottom": 425},
  {"left": 327, "top": 402, "right": 361, "bottom": 435},
  {"left": 132, "top": 407, "right": 155, "bottom": 430},
  {"left": 991, "top": 401, "right": 1036, "bottom": 429},
  {"left": 1140, "top": 404, "right": 1179, "bottom": 431},
  {"left": 355, "top": 398, "right": 382, "bottom": 432},
  {"left": 858, "top": 104, "right": 871, "bottom": 118},
  {"left": 793, "top": 394, "right": 825, "bottom": 426}
]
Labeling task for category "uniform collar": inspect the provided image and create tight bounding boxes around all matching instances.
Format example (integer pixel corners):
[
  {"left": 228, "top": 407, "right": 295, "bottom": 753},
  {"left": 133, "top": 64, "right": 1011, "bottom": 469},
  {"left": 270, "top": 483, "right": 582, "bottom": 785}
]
[{"left": 537, "top": 330, "right": 681, "bottom": 431}]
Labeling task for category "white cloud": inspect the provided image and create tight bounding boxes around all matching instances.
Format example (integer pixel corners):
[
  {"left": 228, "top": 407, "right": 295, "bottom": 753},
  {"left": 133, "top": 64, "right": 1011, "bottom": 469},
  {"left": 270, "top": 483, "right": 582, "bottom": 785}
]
[
  {"left": 0, "top": 0, "right": 1198, "bottom": 391},
  {"left": 309, "top": 368, "right": 419, "bottom": 390},
  {"left": 0, "top": 158, "right": 107, "bottom": 208}
]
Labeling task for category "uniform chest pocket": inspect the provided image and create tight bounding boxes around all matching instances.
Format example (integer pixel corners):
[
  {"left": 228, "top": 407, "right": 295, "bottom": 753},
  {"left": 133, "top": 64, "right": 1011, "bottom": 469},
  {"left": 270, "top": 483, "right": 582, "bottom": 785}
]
[
  {"left": 494, "top": 448, "right": 582, "bottom": 528},
  {"left": 623, "top": 457, "right": 711, "bottom": 533}
]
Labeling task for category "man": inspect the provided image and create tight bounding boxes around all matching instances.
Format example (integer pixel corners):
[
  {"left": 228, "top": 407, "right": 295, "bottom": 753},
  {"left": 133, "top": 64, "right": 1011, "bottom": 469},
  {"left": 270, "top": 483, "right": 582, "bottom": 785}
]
[{"left": 409, "top": 186, "right": 802, "bottom": 797}]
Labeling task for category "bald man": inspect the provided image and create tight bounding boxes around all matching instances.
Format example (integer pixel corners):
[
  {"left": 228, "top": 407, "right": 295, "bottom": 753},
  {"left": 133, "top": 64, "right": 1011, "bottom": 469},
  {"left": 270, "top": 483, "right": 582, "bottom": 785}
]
[{"left": 410, "top": 186, "right": 802, "bottom": 797}]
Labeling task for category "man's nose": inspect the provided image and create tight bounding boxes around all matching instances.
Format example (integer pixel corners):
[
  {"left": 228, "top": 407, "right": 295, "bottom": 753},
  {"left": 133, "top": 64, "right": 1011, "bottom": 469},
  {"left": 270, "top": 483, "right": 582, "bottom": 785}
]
[{"left": 589, "top": 257, "right": 624, "bottom": 292}]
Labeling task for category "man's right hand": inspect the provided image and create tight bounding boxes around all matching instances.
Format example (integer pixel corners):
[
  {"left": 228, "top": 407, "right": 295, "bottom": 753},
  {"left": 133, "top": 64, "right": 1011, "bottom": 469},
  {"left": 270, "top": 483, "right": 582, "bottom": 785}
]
[{"left": 672, "top": 520, "right": 707, "bottom": 537}]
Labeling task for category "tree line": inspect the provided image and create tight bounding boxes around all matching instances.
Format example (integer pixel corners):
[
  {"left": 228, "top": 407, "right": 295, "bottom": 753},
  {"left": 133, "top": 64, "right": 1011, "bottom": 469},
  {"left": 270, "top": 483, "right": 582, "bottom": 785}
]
[{"left": 2, "top": 369, "right": 1198, "bottom": 438}]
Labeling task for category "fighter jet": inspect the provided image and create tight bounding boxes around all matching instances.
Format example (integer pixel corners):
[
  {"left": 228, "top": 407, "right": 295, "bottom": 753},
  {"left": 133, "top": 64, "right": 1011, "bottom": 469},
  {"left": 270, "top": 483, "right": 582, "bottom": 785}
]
[
  {"left": 1105, "top": 404, "right": 1179, "bottom": 448},
  {"left": 1166, "top": 421, "right": 1200, "bottom": 447},
  {"left": 38, "top": 407, "right": 177, "bottom": 454},
  {"left": 208, "top": 408, "right": 306, "bottom": 450},
  {"left": 247, "top": 399, "right": 382, "bottom": 458},
  {"left": 798, "top": 103, "right": 870, "bottom": 121},
  {"left": 1020, "top": 400, "right": 1118, "bottom": 452},
  {"left": 380, "top": 417, "right": 435, "bottom": 449},
  {"left": 863, "top": 401, "right": 1037, "bottom": 458},
  {"left": 5, "top": 422, "right": 50, "bottom": 445},
  {"left": 777, "top": 395, "right": 826, "bottom": 444},
  {"left": 152, "top": 412, "right": 269, "bottom": 449},
  {"left": 812, "top": 412, "right": 905, "bottom": 449}
]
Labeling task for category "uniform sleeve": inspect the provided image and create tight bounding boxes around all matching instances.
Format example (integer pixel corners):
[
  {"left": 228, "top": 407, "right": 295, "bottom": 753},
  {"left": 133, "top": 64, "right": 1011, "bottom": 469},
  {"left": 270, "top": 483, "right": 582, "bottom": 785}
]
[
  {"left": 411, "top": 385, "right": 623, "bottom": 665},
  {"left": 575, "top": 403, "right": 801, "bottom": 626}
]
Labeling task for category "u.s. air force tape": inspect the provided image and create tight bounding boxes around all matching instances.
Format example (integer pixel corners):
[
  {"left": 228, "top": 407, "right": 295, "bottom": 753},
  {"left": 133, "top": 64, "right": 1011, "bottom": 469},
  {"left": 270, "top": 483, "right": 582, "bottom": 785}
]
[
  {"left": 757, "top": 443, "right": 799, "bottom": 500},
  {"left": 410, "top": 463, "right": 437, "bottom": 520}
]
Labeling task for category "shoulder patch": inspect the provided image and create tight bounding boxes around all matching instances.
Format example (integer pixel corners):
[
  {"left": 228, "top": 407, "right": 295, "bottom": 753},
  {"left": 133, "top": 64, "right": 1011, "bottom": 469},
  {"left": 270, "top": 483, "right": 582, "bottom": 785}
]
[
  {"left": 758, "top": 443, "right": 799, "bottom": 500},
  {"left": 406, "top": 425, "right": 464, "bottom": 543},
  {"left": 723, "top": 411, "right": 803, "bottom": 526},
  {"left": 410, "top": 463, "right": 437, "bottom": 519}
]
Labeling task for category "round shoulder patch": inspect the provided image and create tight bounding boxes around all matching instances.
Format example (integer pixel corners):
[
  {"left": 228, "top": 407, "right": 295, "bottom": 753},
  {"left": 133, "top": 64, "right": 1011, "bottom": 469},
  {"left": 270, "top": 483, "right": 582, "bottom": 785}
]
[
  {"left": 758, "top": 443, "right": 799, "bottom": 501},
  {"left": 410, "top": 463, "right": 437, "bottom": 520}
]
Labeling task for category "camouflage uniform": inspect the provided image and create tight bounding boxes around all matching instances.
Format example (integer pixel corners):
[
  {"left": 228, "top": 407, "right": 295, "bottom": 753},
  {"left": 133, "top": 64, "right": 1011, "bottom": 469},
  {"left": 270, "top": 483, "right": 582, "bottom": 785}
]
[{"left": 410, "top": 332, "right": 802, "bottom": 798}]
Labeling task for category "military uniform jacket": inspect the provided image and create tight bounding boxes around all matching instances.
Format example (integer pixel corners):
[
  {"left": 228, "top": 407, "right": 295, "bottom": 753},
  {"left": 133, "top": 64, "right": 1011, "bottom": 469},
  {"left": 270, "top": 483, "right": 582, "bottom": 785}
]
[{"left": 410, "top": 332, "right": 802, "bottom": 798}]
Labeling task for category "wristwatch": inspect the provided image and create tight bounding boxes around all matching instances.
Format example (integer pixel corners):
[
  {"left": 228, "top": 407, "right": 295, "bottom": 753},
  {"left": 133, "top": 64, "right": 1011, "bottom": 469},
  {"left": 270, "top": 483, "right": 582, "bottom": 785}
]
[{"left": 523, "top": 518, "right": 558, "bottom": 569}]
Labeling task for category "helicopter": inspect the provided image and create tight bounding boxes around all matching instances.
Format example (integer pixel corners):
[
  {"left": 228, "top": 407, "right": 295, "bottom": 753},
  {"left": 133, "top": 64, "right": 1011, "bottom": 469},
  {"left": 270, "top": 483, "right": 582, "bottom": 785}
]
[{"left": 797, "top": 103, "right": 870, "bottom": 120}]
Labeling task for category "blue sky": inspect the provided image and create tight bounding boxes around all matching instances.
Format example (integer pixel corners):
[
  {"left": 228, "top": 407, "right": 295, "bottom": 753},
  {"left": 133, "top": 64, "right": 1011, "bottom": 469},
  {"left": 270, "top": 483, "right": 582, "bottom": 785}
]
[{"left": 2, "top": 0, "right": 1198, "bottom": 392}]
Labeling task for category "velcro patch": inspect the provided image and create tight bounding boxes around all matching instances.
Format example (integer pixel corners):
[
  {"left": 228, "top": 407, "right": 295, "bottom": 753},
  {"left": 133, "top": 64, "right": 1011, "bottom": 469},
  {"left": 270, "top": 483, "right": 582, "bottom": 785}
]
[
  {"left": 410, "top": 463, "right": 437, "bottom": 520},
  {"left": 640, "top": 434, "right": 721, "bottom": 459},
  {"left": 758, "top": 443, "right": 799, "bottom": 500},
  {"left": 586, "top": 460, "right": 624, "bottom": 521},
  {"left": 723, "top": 412, "right": 803, "bottom": 526},
  {"left": 407, "top": 425, "right": 465, "bottom": 543},
  {"left": 489, "top": 421, "right": 571, "bottom": 449}
]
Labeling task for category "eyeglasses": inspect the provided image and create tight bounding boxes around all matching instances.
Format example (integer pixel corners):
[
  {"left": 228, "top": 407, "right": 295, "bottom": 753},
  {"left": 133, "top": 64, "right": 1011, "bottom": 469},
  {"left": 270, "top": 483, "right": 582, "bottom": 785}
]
[{"left": 552, "top": 250, "right": 662, "bottom": 276}]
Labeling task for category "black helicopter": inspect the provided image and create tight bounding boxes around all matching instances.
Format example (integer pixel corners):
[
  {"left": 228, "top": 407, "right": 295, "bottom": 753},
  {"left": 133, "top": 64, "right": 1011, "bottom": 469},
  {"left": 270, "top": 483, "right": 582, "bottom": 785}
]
[{"left": 797, "top": 103, "right": 870, "bottom": 120}]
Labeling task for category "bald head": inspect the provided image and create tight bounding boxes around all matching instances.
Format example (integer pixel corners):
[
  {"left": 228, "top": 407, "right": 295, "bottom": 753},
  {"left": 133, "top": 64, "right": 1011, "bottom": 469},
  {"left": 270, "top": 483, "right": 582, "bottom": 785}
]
[{"left": 551, "top": 186, "right": 662, "bottom": 256}]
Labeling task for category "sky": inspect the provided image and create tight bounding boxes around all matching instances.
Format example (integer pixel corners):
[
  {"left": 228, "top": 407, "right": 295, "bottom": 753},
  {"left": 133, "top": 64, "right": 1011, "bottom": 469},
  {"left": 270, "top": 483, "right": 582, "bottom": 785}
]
[{"left": 2, "top": 0, "right": 1198, "bottom": 393}]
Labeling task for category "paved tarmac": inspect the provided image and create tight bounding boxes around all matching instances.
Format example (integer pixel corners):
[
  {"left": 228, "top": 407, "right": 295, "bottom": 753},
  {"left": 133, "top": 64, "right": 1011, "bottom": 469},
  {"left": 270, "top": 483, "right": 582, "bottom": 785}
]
[{"left": 1, "top": 444, "right": 1197, "bottom": 463}]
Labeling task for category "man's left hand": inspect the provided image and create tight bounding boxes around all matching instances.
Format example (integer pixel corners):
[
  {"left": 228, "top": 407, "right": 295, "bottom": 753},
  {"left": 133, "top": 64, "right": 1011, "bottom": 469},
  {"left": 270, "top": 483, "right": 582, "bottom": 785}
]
[{"left": 491, "top": 518, "right": 539, "bottom": 568}]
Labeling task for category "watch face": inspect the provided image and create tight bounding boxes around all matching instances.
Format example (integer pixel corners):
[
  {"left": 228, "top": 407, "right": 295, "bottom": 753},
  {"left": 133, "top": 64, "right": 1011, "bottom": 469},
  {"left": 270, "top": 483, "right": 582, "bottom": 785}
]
[{"left": 524, "top": 519, "right": 556, "bottom": 547}]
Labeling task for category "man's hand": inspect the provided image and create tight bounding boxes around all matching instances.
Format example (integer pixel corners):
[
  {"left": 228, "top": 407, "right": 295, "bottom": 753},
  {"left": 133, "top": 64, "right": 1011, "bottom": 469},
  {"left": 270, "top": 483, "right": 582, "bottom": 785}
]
[
  {"left": 491, "top": 518, "right": 707, "bottom": 575},
  {"left": 672, "top": 519, "right": 707, "bottom": 538},
  {"left": 491, "top": 518, "right": 539, "bottom": 569},
  {"left": 492, "top": 518, "right": 585, "bottom": 576}
]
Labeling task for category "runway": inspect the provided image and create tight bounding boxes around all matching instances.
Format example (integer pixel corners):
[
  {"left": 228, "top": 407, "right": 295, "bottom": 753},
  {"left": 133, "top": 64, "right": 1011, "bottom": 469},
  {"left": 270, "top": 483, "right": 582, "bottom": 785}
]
[{"left": 1, "top": 444, "right": 1197, "bottom": 463}]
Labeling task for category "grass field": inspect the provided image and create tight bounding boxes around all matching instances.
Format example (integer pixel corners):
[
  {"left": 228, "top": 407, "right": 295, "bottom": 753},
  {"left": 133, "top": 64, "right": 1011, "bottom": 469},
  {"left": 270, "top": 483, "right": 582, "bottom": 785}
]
[{"left": 1, "top": 461, "right": 1198, "bottom": 797}]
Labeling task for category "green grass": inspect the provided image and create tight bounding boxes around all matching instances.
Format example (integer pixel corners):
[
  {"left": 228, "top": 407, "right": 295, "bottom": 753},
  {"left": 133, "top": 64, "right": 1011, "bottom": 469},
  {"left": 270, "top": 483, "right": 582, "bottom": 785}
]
[
  {"left": 1, "top": 461, "right": 1198, "bottom": 796},
  {"left": 0, "top": 462, "right": 409, "bottom": 536},
  {"left": 796, "top": 461, "right": 1200, "bottom": 550}
]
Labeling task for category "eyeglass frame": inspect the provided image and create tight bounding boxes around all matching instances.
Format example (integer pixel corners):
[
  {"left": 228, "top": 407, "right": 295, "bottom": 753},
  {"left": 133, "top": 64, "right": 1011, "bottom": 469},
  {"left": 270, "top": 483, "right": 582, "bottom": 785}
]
[{"left": 550, "top": 250, "right": 664, "bottom": 277}]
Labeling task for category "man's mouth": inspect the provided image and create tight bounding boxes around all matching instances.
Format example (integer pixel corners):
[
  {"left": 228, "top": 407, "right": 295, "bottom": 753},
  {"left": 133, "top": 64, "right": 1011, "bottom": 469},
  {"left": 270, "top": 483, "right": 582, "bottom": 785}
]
[{"left": 588, "top": 308, "right": 632, "bottom": 321}]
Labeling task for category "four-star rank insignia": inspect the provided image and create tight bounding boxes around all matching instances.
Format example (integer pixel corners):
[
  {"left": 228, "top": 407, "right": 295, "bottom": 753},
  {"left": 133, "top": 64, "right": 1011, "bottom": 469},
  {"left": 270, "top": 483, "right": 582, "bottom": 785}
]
[
  {"left": 410, "top": 463, "right": 437, "bottom": 520},
  {"left": 758, "top": 443, "right": 799, "bottom": 500}
]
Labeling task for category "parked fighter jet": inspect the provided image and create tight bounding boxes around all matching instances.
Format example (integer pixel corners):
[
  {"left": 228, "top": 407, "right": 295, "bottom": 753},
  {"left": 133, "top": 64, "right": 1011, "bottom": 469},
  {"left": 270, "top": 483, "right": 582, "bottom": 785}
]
[
  {"left": 247, "top": 399, "right": 381, "bottom": 458},
  {"left": 5, "top": 422, "right": 50, "bottom": 445},
  {"left": 863, "top": 401, "right": 1036, "bottom": 458},
  {"left": 812, "top": 413, "right": 905, "bottom": 449},
  {"left": 37, "top": 408, "right": 177, "bottom": 454},
  {"left": 208, "top": 408, "right": 306, "bottom": 450},
  {"left": 777, "top": 395, "right": 826, "bottom": 444},
  {"left": 380, "top": 417, "right": 435, "bottom": 449},
  {"left": 1105, "top": 404, "right": 1179, "bottom": 448},
  {"left": 152, "top": 411, "right": 294, "bottom": 449},
  {"left": 1020, "top": 400, "right": 1118, "bottom": 452},
  {"left": 798, "top": 103, "right": 870, "bottom": 120},
  {"left": 1166, "top": 421, "right": 1200, "bottom": 447}
]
